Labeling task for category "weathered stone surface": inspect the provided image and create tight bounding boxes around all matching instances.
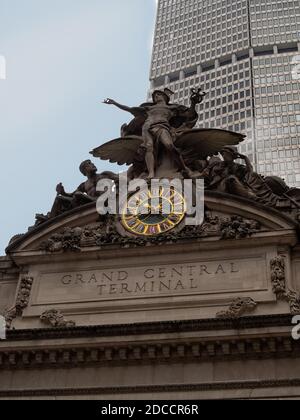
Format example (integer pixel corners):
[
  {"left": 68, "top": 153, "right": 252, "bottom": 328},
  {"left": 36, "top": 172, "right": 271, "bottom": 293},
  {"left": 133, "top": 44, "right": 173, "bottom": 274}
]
[
  {"left": 2, "top": 135, "right": 300, "bottom": 400},
  {"left": 216, "top": 297, "right": 257, "bottom": 319},
  {"left": 0, "top": 317, "right": 299, "bottom": 400},
  {"left": 1, "top": 203, "right": 300, "bottom": 399},
  {"left": 3, "top": 193, "right": 298, "bottom": 330}
]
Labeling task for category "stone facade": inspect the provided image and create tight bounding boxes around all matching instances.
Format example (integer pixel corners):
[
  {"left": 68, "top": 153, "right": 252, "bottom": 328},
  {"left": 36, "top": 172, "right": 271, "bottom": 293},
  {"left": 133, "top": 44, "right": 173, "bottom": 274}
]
[{"left": 1, "top": 192, "right": 300, "bottom": 399}]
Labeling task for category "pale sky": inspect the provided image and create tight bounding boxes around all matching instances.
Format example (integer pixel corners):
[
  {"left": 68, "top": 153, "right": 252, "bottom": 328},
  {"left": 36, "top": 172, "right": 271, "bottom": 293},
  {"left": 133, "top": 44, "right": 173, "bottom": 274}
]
[{"left": 0, "top": 0, "right": 157, "bottom": 253}]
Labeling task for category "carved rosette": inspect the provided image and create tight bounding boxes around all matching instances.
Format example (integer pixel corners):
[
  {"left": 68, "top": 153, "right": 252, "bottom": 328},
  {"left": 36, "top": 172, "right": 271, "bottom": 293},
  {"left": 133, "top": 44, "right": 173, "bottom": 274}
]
[
  {"left": 4, "top": 277, "right": 33, "bottom": 329},
  {"left": 216, "top": 297, "right": 257, "bottom": 319},
  {"left": 270, "top": 257, "right": 300, "bottom": 315},
  {"left": 40, "top": 309, "right": 76, "bottom": 328}
]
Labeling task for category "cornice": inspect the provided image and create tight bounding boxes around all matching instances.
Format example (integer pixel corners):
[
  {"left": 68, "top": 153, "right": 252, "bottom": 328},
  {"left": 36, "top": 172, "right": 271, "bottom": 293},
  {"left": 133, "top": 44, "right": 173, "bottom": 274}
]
[
  {"left": 1, "top": 333, "right": 299, "bottom": 370},
  {"left": 5, "top": 314, "right": 295, "bottom": 341},
  {"left": 0, "top": 315, "right": 298, "bottom": 370}
]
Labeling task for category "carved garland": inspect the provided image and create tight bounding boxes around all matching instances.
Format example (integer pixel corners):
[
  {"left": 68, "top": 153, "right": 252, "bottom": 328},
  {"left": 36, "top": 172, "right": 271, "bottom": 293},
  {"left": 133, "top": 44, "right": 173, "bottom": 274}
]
[
  {"left": 4, "top": 277, "right": 33, "bottom": 329},
  {"left": 39, "top": 214, "right": 262, "bottom": 253},
  {"left": 270, "top": 257, "right": 300, "bottom": 315}
]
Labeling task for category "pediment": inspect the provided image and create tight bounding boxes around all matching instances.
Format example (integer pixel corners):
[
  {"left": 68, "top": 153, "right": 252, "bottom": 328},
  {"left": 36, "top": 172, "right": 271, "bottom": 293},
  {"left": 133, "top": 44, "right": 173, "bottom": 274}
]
[{"left": 6, "top": 192, "right": 299, "bottom": 257}]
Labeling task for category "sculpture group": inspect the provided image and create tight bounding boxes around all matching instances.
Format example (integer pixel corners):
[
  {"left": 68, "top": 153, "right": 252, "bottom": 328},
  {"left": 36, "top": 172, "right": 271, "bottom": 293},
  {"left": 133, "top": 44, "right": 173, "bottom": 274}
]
[{"left": 35, "top": 87, "right": 300, "bottom": 226}]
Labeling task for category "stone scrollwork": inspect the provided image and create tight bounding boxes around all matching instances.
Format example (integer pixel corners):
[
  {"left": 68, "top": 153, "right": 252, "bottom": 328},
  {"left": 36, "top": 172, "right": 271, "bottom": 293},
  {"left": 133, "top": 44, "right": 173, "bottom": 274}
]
[
  {"left": 40, "top": 309, "right": 76, "bottom": 328},
  {"left": 216, "top": 297, "right": 257, "bottom": 319},
  {"left": 270, "top": 256, "right": 300, "bottom": 315}
]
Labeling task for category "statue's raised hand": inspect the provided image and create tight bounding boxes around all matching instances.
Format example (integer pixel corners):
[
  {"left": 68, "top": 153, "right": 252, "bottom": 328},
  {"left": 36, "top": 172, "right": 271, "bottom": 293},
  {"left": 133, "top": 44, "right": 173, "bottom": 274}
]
[
  {"left": 103, "top": 98, "right": 116, "bottom": 105},
  {"left": 191, "top": 88, "right": 207, "bottom": 104},
  {"left": 237, "top": 153, "right": 246, "bottom": 160},
  {"left": 56, "top": 183, "right": 66, "bottom": 195}
]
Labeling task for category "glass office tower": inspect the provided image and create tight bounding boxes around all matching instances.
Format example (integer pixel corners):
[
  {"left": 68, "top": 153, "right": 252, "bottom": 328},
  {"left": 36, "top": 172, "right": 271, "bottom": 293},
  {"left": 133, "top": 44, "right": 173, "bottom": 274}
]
[{"left": 150, "top": 0, "right": 300, "bottom": 186}]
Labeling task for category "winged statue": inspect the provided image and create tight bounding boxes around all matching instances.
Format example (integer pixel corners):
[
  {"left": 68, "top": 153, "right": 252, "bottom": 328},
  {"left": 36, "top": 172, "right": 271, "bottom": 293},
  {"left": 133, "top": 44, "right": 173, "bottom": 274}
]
[{"left": 91, "top": 88, "right": 245, "bottom": 180}]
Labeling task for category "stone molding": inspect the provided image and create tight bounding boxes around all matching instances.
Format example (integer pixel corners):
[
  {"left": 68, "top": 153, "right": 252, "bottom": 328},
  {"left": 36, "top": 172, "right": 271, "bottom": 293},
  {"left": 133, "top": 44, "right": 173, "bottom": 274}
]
[
  {"left": 4, "top": 314, "right": 295, "bottom": 341},
  {"left": 0, "top": 333, "right": 298, "bottom": 370},
  {"left": 1, "top": 379, "right": 300, "bottom": 398},
  {"left": 0, "top": 314, "right": 298, "bottom": 370}
]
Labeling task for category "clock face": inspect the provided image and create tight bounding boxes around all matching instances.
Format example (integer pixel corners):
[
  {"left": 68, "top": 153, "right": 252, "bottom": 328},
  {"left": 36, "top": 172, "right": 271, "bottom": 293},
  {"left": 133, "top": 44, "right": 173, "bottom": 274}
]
[{"left": 121, "top": 187, "right": 186, "bottom": 236}]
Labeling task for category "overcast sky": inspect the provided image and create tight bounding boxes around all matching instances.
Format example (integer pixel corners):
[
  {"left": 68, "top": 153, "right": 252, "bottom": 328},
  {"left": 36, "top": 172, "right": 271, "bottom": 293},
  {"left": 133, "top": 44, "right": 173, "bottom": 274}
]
[{"left": 0, "top": 0, "right": 157, "bottom": 253}]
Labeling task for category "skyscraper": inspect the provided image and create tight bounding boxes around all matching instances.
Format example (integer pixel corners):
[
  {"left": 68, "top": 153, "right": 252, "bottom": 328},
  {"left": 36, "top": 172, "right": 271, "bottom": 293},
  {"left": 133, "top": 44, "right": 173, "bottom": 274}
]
[{"left": 150, "top": 0, "right": 300, "bottom": 187}]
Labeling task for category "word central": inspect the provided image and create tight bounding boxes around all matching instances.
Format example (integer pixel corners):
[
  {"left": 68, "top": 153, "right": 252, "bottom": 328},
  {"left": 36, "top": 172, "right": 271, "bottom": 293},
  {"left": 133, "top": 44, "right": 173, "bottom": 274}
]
[{"left": 60, "top": 262, "right": 240, "bottom": 296}]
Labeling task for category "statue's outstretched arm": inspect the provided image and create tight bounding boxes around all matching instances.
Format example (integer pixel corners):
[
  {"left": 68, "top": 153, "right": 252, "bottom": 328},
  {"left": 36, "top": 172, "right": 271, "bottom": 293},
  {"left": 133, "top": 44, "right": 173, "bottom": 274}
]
[{"left": 103, "top": 98, "right": 144, "bottom": 117}]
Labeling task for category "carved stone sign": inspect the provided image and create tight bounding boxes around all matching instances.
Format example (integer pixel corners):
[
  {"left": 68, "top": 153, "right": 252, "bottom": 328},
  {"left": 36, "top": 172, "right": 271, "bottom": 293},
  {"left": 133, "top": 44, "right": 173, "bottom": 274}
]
[{"left": 32, "top": 256, "right": 267, "bottom": 306}]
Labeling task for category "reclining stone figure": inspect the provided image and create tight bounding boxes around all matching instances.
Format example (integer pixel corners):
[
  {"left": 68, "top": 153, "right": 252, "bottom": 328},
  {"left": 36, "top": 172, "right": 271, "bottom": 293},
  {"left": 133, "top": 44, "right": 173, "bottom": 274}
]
[{"left": 35, "top": 160, "right": 118, "bottom": 224}]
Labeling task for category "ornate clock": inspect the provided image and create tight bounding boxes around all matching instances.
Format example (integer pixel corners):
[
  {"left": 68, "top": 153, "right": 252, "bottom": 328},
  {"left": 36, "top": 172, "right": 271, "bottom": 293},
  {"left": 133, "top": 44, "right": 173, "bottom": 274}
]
[{"left": 121, "top": 186, "right": 186, "bottom": 237}]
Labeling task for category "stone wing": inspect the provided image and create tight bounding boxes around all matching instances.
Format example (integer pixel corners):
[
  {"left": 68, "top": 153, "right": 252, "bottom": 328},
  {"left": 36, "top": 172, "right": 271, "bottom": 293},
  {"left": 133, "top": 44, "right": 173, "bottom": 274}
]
[
  {"left": 90, "top": 136, "right": 143, "bottom": 166},
  {"left": 175, "top": 129, "right": 246, "bottom": 160}
]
